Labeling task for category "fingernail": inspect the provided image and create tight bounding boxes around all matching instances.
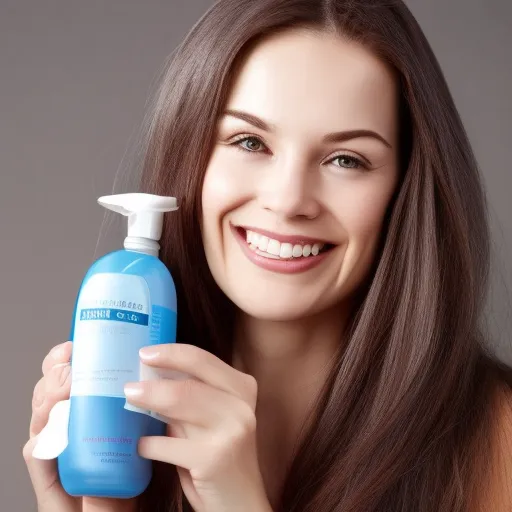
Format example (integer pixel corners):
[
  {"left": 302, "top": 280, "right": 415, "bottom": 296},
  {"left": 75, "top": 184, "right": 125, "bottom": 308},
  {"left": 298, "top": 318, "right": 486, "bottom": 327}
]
[
  {"left": 139, "top": 346, "right": 159, "bottom": 360},
  {"left": 50, "top": 342, "right": 70, "bottom": 360},
  {"left": 124, "top": 382, "right": 143, "bottom": 397}
]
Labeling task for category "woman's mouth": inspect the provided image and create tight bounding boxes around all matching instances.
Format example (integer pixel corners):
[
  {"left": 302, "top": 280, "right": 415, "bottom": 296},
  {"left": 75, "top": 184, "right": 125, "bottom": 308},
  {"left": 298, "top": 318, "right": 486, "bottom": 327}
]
[
  {"left": 231, "top": 224, "right": 336, "bottom": 274},
  {"left": 242, "top": 227, "right": 333, "bottom": 259}
]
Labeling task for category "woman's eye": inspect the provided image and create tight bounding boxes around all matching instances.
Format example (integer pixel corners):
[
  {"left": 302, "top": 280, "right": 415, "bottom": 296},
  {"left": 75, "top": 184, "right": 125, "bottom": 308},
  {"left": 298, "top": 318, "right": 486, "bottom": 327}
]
[
  {"left": 329, "top": 154, "right": 366, "bottom": 170},
  {"left": 231, "top": 136, "right": 267, "bottom": 153},
  {"left": 228, "top": 136, "right": 367, "bottom": 171}
]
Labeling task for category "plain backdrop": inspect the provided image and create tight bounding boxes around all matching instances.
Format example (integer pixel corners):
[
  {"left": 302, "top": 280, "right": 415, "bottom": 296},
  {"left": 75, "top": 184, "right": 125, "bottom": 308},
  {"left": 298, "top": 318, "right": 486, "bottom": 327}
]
[{"left": 0, "top": 1, "right": 510, "bottom": 509}]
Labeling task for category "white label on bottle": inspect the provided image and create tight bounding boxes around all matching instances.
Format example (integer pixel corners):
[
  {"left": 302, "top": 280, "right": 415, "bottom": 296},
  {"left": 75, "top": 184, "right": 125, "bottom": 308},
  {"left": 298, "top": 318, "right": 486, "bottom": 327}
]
[{"left": 70, "top": 273, "right": 151, "bottom": 398}]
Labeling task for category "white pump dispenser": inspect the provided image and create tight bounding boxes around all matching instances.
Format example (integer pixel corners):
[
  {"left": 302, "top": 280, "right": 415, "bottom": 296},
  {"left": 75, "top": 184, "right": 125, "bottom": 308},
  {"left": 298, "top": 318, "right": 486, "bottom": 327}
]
[{"left": 98, "top": 193, "right": 179, "bottom": 257}]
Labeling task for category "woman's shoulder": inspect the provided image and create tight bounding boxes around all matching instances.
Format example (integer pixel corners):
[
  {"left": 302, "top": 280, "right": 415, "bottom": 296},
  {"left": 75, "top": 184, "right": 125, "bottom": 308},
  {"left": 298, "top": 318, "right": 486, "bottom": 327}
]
[{"left": 473, "top": 379, "right": 512, "bottom": 511}]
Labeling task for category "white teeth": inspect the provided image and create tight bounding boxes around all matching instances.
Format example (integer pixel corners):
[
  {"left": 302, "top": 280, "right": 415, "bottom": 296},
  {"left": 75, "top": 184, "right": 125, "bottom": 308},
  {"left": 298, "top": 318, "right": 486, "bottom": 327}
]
[
  {"left": 243, "top": 229, "right": 328, "bottom": 260},
  {"left": 292, "top": 244, "right": 303, "bottom": 258},
  {"left": 257, "top": 236, "right": 269, "bottom": 252},
  {"left": 279, "top": 243, "right": 293, "bottom": 258},
  {"left": 267, "top": 239, "right": 281, "bottom": 256}
]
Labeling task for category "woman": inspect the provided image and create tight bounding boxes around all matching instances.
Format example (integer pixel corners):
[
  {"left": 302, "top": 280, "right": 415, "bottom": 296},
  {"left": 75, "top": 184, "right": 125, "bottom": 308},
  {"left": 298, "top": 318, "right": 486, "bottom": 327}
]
[{"left": 23, "top": 0, "right": 512, "bottom": 511}]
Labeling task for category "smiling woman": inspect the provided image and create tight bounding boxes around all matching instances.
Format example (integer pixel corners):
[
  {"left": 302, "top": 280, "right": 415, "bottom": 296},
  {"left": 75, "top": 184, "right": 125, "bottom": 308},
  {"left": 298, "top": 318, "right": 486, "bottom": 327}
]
[
  {"left": 132, "top": 1, "right": 512, "bottom": 511},
  {"left": 201, "top": 29, "right": 399, "bottom": 322},
  {"left": 23, "top": 0, "right": 512, "bottom": 511}
]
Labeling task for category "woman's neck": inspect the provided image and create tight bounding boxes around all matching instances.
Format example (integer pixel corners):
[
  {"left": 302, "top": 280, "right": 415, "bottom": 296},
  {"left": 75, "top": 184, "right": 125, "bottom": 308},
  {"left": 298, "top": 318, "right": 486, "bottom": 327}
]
[
  {"left": 232, "top": 303, "right": 351, "bottom": 391},
  {"left": 231, "top": 304, "right": 353, "bottom": 507}
]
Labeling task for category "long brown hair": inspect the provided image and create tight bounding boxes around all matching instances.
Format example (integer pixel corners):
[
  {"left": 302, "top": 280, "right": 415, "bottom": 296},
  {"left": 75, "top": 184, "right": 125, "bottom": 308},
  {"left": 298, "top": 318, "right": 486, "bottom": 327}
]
[{"left": 135, "top": 0, "right": 512, "bottom": 510}]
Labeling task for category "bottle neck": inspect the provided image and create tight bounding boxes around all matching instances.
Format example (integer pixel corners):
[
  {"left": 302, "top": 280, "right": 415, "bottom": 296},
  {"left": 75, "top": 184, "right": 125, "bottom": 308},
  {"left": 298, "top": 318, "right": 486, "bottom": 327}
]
[{"left": 124, "top": 236, "right": 160, "bottom": 257}]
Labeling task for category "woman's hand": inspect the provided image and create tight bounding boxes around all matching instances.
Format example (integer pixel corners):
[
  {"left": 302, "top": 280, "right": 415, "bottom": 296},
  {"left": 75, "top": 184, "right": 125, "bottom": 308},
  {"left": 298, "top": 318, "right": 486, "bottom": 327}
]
[
  {"left": 23, "top": 341, "right": 138, "bottom": 512},
  {"left": 124, "top": 343, "right": 273, "bottom": 512}
]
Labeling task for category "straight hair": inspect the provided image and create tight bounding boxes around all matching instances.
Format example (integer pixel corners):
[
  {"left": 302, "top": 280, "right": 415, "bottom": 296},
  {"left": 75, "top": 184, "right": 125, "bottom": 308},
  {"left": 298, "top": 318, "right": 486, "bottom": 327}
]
[{"left": 134, "top": 1, "right": 512, "bottom": 510}]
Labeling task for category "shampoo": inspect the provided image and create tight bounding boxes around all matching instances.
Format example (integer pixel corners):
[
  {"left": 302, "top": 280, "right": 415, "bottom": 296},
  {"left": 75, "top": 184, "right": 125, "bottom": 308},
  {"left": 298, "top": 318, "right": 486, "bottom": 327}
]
[{"left": 57, "top": 193, "right": 179, "bottom": 498}]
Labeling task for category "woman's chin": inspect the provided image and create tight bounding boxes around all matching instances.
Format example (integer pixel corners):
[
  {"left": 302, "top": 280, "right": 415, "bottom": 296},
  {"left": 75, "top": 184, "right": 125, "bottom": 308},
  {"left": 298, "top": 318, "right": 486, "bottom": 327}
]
[{"left": 233, "top": 294, "right": 329, "bottom": 322}]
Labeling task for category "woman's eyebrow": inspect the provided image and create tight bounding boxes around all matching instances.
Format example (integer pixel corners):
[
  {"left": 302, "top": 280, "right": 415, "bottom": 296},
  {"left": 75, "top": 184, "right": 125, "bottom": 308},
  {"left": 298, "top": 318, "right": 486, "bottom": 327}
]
[
  {"left": 222, "top": 109, "right": 392, "bottom": 149},
  {"left": 223, "top": 109, "right": 275, "bottom": 131}
]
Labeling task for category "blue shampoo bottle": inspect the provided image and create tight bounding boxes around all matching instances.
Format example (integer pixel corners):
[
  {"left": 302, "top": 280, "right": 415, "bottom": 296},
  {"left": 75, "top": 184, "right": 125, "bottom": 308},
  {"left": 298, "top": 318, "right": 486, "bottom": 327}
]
[{"left": 58, "top": 193, "right": 179, "bottom": 498}]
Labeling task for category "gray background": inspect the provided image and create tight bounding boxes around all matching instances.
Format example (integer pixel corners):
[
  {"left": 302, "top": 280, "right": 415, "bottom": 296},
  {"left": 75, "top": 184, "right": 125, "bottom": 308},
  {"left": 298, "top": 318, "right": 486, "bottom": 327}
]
[{"left": 1, "top": 1, "right": 510, "bottom": 509}]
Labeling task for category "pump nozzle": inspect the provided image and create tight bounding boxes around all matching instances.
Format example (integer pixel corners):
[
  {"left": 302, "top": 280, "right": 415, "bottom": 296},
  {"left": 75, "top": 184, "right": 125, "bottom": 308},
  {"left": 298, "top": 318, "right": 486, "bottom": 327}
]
[{"left": 98, "top": 193, "right": 179, "bottom": 256}]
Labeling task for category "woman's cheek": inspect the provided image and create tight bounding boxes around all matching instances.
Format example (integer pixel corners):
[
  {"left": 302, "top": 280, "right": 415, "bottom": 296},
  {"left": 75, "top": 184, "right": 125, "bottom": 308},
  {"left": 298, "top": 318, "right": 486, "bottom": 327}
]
[
  {"left": 331, "top": 177, "right": 395, "bottom": 235},
  {"left": 201, "top": 152, "right": 252, "bottom": 269},
  {"left": 202, "top": 151, "right": 252, "bottom": 212}
]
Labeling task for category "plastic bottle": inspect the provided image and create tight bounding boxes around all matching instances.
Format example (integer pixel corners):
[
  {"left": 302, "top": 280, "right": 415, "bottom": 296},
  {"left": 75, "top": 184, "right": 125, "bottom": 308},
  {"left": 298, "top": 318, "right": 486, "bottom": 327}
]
[{"left": 57, "top": 193, "right": 179, "bottom": 498}]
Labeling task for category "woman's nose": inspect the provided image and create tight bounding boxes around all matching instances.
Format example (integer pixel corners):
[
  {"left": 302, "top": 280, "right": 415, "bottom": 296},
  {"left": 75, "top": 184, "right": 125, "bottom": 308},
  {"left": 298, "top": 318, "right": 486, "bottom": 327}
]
[{"left": 257, "top": 157, "right": 321, "bottom": 220}]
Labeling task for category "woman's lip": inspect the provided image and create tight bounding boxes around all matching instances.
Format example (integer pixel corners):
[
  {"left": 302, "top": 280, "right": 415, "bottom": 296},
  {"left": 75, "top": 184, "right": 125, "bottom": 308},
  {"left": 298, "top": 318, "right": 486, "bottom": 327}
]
[
  {"left": 231, "top": 224, "right": 333, "bottom": 275},
  {"left": 233, "top": 223, "right": 334, "bottom": 246}
]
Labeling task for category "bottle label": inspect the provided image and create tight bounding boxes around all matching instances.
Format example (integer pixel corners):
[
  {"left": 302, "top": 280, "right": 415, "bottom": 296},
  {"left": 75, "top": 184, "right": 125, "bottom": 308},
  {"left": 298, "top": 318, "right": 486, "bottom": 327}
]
[{"left": 70, "top": 273, "right": 173, "bottom": 398}]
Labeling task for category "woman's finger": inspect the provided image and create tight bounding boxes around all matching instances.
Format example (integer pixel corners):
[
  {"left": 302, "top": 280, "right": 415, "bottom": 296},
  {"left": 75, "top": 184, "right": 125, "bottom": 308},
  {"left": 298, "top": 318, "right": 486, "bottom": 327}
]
[
  {"left": 138, "top": 435, "right": 200, "bottom": 470},
  {"left": 29, "top": 362, "right": 71, "bottom": 438},
  {"left": 42, "top": 341, "right": 72, "bottom": 376},
  {"left": 139, "top": 343, "right": 258, "bottom": 409},
  {"left": 31, "top": 377, "right": 46, "bottom": 414},
  {"left": 124, "top": 378, "right": 245, "bottom": 428},
  {"left": 22, "top": 436, "right": 66, "bottom": 502}
]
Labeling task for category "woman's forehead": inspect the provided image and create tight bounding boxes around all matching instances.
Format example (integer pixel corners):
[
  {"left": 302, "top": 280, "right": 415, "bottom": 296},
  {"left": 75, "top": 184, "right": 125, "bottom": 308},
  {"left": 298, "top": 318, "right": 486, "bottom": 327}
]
[{"left": 224, "top": 28, "right": 398, "bottom": 142}]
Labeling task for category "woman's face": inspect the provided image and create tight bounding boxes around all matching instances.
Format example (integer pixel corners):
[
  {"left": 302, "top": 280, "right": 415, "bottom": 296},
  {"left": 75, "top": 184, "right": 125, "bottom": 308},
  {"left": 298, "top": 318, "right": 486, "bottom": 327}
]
[{"left": 201, "top": 29, "right": 400, "bottom": 321}]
